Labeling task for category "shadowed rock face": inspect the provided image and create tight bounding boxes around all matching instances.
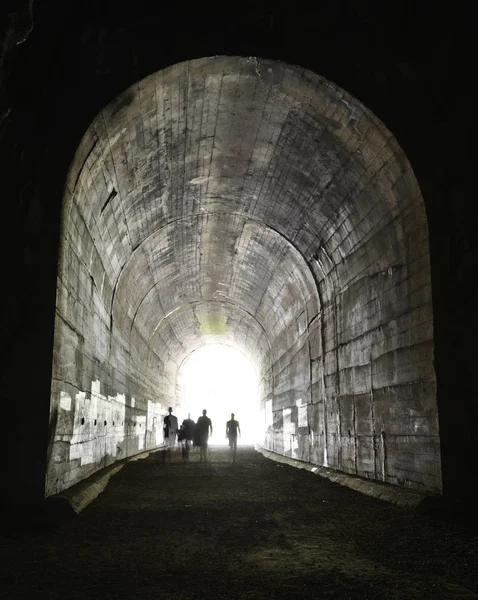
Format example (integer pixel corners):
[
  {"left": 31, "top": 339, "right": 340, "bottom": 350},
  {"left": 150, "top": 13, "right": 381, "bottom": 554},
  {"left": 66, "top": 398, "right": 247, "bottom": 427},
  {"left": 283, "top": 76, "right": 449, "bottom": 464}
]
[{"left": 47, "top": 56, "right": 439, "bottom": 496}]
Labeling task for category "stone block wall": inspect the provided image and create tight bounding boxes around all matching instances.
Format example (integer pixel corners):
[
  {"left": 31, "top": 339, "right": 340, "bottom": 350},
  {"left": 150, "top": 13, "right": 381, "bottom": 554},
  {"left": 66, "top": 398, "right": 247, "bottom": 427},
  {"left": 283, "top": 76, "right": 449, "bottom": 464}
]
[
  {"left": 47, "top": 160, "right": 169, "bottom": 497},
  {"left": 260, "top": 148, "right": 440, "bottom": 494}
]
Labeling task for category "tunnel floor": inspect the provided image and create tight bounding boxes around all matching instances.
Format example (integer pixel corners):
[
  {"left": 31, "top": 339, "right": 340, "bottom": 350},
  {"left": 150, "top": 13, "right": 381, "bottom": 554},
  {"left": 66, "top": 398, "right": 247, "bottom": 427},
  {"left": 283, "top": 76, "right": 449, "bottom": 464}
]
[{"left": 1, "top": 447, "right": 478, "bottom": 599}]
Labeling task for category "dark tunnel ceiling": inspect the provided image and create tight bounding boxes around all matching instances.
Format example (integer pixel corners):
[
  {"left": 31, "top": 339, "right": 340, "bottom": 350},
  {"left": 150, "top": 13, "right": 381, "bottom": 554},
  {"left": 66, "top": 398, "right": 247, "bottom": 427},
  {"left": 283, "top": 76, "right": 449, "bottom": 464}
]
[{"left": 65, "top": 55, "right": 419, "bottom": 368}]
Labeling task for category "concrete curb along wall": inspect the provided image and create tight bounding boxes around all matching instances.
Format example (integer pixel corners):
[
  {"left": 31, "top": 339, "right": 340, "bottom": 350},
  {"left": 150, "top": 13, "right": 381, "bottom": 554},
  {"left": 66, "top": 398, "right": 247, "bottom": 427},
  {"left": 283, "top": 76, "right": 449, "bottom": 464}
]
[
  {"left": 46, "top": 448, "right": 162, "bottom": 514},
  {"left": 255, "top": 445, "right": 435, "bottom": 508}
]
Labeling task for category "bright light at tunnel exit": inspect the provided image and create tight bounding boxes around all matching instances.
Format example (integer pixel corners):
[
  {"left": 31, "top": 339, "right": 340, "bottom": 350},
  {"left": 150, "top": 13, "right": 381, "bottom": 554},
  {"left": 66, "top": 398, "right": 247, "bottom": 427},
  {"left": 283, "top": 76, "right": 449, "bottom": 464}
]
[{"left": 177, "top": 344, "right": 261, "bottom": 446}]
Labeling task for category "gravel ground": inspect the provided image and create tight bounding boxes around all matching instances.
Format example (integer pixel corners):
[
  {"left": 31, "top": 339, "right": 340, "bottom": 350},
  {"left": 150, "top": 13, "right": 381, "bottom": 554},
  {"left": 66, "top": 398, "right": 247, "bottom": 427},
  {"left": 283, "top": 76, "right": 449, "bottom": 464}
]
[{"left": 1, "top": 446, "right": 477, "bottom": 600}]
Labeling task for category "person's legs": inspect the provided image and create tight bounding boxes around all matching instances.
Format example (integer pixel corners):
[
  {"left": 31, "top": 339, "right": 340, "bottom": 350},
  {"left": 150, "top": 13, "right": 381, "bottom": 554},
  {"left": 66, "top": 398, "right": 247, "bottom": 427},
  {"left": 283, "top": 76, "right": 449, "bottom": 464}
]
[
  {"left": 231, "top": 437, "right": 237, "bottom": 463},
  {"left": 184, "top": 438, "right": 190, "bottom": 460},
  {"left": 203, "top": 440, "right": 210, "bottom": 463},
  {"left": 166, "top": 435, "right": 176, "bottom": 462}
]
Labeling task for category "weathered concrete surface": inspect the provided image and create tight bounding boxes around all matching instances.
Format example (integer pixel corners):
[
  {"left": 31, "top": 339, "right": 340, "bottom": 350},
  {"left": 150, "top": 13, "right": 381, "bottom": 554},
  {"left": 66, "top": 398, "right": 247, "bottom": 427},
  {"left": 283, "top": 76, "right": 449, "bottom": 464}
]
[
  {"left": 256, "top": 445, "right": 431, "bottom": 508},
  {"left": 46, "top": 448, "right": 156, "bottom": 514},
  {"left": 49, "top": 56, "right": 438, "bottom": 497}
]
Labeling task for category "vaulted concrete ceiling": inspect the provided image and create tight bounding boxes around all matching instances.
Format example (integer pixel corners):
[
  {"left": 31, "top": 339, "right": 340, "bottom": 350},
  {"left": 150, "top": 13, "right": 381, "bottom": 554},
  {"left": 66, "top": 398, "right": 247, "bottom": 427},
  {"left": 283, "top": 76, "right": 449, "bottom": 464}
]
[{"left": 66, "top": 55, "right": 415, "bottom": 369}]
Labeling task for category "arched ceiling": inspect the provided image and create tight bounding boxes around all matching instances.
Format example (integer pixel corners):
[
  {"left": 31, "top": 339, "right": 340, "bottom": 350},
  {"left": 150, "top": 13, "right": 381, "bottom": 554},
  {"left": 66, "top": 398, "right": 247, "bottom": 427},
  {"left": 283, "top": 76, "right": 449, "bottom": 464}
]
[
  {"left": 67, "top": 55, "right": 417, "bottom": 368},
  {"left": 112, "top": 215, "right": 316, "bottom": 366}
]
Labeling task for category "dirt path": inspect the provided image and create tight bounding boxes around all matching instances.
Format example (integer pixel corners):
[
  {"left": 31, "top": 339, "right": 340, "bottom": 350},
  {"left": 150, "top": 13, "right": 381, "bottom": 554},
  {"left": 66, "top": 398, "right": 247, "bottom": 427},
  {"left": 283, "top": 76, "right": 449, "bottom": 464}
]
[{"left": 1, "top": 447, "right": 477, "bottom": 599}]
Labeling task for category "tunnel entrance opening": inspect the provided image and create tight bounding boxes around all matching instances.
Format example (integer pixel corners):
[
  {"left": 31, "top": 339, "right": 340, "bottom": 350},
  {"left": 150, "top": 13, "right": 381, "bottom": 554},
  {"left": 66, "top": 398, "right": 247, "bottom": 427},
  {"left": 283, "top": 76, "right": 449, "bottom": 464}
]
[{"left": 177, "top": 344, "right": 260, "bottom": 446}]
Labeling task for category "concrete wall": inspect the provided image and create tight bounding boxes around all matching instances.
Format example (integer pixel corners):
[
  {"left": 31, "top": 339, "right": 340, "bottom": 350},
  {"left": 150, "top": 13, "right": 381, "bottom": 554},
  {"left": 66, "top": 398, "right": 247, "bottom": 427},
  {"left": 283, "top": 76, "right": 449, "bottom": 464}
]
[
  {"left": 47, "top": 177, "right": 169, "bottom": 495},
  {"left": 260, "top": 139, "right": 439, "bottom": 492}
]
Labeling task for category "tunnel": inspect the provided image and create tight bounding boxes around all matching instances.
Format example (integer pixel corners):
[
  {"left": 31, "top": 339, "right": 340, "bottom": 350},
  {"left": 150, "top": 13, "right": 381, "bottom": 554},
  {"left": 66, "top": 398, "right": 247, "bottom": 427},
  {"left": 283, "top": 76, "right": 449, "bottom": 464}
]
[
  {"left": 1, "top": 2, "right": 476, "bottom": 517},
  {"left": 47, "top": 56, "right": 439, "bottom": 497}
]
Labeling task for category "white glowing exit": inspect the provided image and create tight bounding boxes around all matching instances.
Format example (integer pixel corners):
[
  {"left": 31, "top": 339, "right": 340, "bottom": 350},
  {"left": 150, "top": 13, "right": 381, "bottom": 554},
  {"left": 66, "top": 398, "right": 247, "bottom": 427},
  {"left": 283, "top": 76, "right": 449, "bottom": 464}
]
[{"left": 177, "top": 344, "right": 260, "bottom": 445}]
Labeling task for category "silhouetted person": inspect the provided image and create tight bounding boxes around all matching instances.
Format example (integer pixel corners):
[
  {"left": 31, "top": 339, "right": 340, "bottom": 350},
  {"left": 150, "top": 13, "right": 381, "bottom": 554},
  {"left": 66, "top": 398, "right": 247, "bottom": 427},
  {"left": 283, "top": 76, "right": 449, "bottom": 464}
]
[
  {"left": 180, "top": 413, "right": 195, "bottom": 460},
  {"left": 195, "top": 409, "right": 213, "bottom": 463},
  {"left": 226, "top": 413, "right": 241, "bottom": 463},
  {"left": 163, "top": 407, "right": 178, "bottom": 462},
  {"left": 177, "top": 424, "right": 186, "bottom": 458}
]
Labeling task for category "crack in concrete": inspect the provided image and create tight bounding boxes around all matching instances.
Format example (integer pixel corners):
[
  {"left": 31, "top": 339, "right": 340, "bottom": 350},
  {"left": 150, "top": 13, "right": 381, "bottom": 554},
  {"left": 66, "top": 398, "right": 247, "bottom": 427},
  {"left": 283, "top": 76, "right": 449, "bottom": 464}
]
[{"left": 15, "top": 0, "right": 35, "bottom": 45}]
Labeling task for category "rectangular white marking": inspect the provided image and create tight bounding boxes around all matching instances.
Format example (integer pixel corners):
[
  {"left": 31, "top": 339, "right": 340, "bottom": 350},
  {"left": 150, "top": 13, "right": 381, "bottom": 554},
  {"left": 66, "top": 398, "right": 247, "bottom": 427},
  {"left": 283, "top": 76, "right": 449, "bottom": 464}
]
[{"left": 60, "top": 392, "right": 72, "bottom": 411}]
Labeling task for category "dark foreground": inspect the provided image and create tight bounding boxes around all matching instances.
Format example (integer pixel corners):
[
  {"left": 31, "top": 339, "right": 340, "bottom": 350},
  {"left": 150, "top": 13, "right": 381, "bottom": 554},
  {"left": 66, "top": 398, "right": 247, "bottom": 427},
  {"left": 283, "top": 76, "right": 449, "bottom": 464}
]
[{"left": 1, "top": 447, "right": 477, "bottom": 599}]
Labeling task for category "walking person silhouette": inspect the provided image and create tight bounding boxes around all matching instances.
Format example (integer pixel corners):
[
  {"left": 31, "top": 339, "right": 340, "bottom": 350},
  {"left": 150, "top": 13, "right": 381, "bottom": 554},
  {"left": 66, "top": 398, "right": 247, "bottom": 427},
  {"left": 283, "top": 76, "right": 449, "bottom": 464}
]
[
  {"left": 226, "top": 413, "right": 241, "bottom": 463},
  {"left": 163, "top": 407, "right": 178, "bottom": 462},
  {"left": 180, "top": 413, "right": 195, "bottom": 460},
  {"left": 195, "top": 409, "right": 213, "bottom": 464}
]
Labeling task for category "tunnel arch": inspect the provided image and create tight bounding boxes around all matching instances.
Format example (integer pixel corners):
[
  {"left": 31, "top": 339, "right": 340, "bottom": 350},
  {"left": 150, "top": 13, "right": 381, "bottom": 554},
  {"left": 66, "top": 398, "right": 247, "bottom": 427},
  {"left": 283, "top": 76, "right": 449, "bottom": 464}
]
[
  {"left": 110, "top": 215, "right": 318, "bottom": 366},
  {"left": 48, "top": 55, "right": 439, "bottom": 497}
]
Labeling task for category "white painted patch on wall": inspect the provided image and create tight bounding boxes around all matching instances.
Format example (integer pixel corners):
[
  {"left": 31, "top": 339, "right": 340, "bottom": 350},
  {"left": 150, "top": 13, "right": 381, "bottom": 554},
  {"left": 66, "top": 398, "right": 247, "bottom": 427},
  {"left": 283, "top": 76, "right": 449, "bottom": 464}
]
[
  {"left": 265, "top": 399, "right": 273, "bottom": 429},
  {"left": 283, "top": 407, "right": 298, "bottom": 455},
  {"left": 60, "top": 391, "right": 72, "bottom": 411},
  {"left": 133, "top": 415, "right": 146, "bottom": 450},
  {"left": 283, "top": 408, "right": 291, "bottom": 453},
  {"left": 68, "top": 380, "right": 128, "bottom": 466},
  {"left": 56, "top": 379, "right": 164, "bottom": 479},
  {"left": 148, "top": 399, "right": 165, "bottom": 445},
  {"left": 296, "top": 398, "right": 308, "bottom": 428}
]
